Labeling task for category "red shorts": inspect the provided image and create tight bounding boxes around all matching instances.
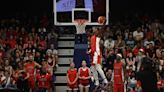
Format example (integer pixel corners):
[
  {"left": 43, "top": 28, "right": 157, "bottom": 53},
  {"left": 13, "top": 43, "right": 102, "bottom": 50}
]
[{"left": 28, "top": 77, "right": 35, "bottom": 89}]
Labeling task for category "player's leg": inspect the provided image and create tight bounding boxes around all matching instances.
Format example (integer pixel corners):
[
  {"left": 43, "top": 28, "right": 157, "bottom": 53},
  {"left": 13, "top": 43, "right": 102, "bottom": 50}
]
[
  {"left": 120, "top": 84, "right": 124, "bottom": 92},
  {"left": 90, "top": 65, "right": 99, "bottom": 86},
  {"left": 29, "top": 80, "right": 35, "bottom": 92},
  {"left": 113, "top": 84, "right": 118, "bottom": 92},
  {"left": 95, "top": 64, "right": 108, "bottom": 84}
]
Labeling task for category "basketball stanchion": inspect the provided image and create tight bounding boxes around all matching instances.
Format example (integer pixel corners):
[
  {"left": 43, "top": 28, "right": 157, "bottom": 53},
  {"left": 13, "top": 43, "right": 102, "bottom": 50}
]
[{"left": 73, "top": 19, "right": 90, "bottom": 69}]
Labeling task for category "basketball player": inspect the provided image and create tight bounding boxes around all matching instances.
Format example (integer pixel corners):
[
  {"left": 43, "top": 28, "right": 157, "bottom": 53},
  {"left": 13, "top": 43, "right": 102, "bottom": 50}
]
[
  {"left": 24, "top": 54, "right": 41, "bottom": 92},
  {"left": 111, "top": 54, "right": 124, "bottom": 92},
  {"left": 88, "top": 27, "right": 108, "bottom": 91}
]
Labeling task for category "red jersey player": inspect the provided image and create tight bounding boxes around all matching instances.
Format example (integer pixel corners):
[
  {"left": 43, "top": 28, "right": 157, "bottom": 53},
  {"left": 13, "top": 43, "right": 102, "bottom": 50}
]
[
  {"left": 111, "top": 54, "right": 125, "bottom": 92},
  {"left": 78, "top": 60, "right": 91, "bottom": 92},
  {"left": 24, "top": 54, "right": 41, "bottom": 92},
  {"left": 88, "top": 28, "right": 108, "bottom": 91},
  {"left": 36, "top": 69, "right": 52, "bottom": 92},
  {"left": 67, "top": 62, "right": 78, "bottom": 92}
]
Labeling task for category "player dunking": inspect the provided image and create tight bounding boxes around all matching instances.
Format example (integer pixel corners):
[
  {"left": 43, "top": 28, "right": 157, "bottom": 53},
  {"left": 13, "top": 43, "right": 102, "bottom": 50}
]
[{"left": 88, "top": 26, "right": 108, "bottom": 91}]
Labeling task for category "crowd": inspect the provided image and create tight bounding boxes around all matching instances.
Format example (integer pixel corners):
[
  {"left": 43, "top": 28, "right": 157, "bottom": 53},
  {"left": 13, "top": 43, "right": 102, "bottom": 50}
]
[
  {"left": 0, "top": 17, "right": 58, "bottom": 92},
  {"left": 100, "top": 15, "right": 164, "bottom": 92},
  {"left": 0, "top": 13, "right": 164, "bottom": 92}
]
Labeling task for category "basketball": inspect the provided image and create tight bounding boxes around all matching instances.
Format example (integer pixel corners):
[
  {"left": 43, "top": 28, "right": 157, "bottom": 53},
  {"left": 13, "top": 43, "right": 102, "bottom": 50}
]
[{"left": 97, "top": 16, "right": 106, "bottom": 24}]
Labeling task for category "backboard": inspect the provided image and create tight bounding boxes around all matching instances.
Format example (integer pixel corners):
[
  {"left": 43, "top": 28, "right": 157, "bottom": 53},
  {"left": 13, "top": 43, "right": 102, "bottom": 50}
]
[{"left": 54, "top": 0, "right": 109, "bottom": 26}]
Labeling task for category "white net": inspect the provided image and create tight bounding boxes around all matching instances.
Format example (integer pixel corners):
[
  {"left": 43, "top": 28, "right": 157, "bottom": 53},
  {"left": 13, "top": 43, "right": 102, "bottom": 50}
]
[{"left": 74, "top": 19, "right": 87, "bottom": 34}]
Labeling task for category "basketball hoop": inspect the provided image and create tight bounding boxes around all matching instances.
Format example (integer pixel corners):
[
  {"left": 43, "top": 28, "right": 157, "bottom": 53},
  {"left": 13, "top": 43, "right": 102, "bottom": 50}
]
[
  {"left": 74, "top": 19, "right": 88, "bottom": 25},
  {"left": 74, "top": 19, "right": 88, "bottom": 34}
]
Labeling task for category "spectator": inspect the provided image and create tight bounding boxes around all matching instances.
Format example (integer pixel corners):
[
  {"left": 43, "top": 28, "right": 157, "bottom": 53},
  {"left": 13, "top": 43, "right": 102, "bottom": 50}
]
[
  {"left": 156, "top": 45, "right": 164, "bottom": 59},
  {"left": 145, "top": 25, "right": 154, "bottom": 41},
  {"left": 127, "top": 71, "right": 137, "bottom": 92},
  {"left": 105, "top": 69, "right": 112, "bottom": 81},
  {"left": 24, "top": 55, "right": 41, "bottom": 92},
  {"left": 126, "top": 33, "right": 136, "bottom": 49},
  {"left": 105, "top": 48, "right": 116, "bottom": 70},
  {"left": 15, "top": 62, "right": 29, "bottom": 92},
  {"left": 46, "top": 44, "right": 58, "bottom": 67},
  {"left": 104, "top": 36, "right": 115, "bottom": 50},
  {"left": 159, "top": 51, "right": 164, "bottom": 71},
  {"left": 132, "top": 42, "right": 143, "bottom": 56},
  {"left": 36, "top": 68, "right": 52, "bottom": 92},
  {"left": 145, "top": 43, "right": 155, "bottom": 59},
  {"left": 46, "top": 51, "right": 56, "bottom": 69},
  {"left": 0, "top": 69, "right": 6, "bottom": 88},
  {"left": 114, "top": 34, "right": 125, "bottom": 54},
  {"left": 41, "top": 60, "right": 53, "bottom": 75},
  {"left": 29, "top": 27, "right": 37, "bottom": 39},
  {"left": 144, "top": 38, "right": 155, "bottom": 47},
  {"left": 4, "top": 59, "right": 13, "bottom": 77},
  {"left": 103, "top": 27, "right": 111, "bottom": 40},
  {"left": 7, "top": 35, "right": 16, "bottom": 49},
  {"left": 136, "top": 49, "right": 146, "bottom": 72},
  {"left": 47, "top": 30, "right": 58, "bottom": 49},
  {"left": 126, "top": 52, "right": 136, "bottom": 71},
  {"left": 34, "top": 51, "right": 42, "bottom": 65},
  {"left": 133, "top": 27, "right": 144, "bottom": 41},
  {"left": 38, "top": 27, "right": 47, "bottom": 40}
]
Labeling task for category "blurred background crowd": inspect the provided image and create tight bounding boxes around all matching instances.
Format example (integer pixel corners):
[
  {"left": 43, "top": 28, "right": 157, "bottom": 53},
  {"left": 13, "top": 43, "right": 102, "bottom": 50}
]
[{"left": 0, "top": 12, "right": 164, "bottom": 92}]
